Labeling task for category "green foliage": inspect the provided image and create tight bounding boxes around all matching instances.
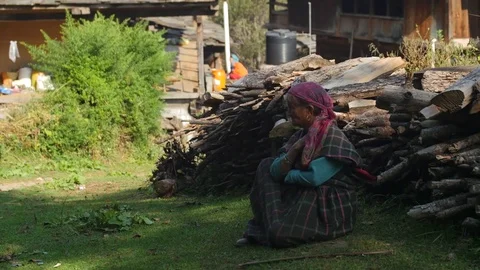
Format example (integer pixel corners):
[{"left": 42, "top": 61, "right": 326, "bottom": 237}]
[
  {"left": 0, "top": 156, "right": 101, "bottom": 179},
  {"left": 44, "top": 173, "right": 86, "bottom": 191},
  {"left": 47, "top": 204, "right": 154, "bottom": 232},
  {"left": 399, "top": 29, "right": 479, "bottom": 77},
  {"left": 215, "top": 0, "right": 269, "bottom": 69},
  {"left": 21, "top": 12, "right": 173, "bottom": 156}
]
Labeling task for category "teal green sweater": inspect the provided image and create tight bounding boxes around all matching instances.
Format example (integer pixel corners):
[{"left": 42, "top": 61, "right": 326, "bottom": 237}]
[{"left": 270, "top": 153, "right": 344, "bottom": 187}]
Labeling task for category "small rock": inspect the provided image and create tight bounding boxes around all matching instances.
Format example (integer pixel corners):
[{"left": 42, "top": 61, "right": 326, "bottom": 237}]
[{"left": 153, "top": 179, "right": 176, "bottom": 198}]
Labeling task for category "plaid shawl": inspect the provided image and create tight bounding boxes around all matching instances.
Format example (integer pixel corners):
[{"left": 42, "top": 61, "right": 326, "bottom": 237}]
[{"left": 283, "top": 123, "right": 361, "bottom": 167}]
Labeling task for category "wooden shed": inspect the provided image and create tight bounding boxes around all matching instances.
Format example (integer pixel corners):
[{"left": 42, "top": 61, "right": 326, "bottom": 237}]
[
  {"left": 144, "top": 16, "right": 228, "bottom": 94},
  {"left": 268, "top": 0, "right": 480, "bottom": 62}
]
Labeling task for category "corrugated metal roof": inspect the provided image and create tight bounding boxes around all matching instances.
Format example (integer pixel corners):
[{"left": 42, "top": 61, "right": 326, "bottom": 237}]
[{"left": 0, "top": 0, "right": 214, "bottom": 6}]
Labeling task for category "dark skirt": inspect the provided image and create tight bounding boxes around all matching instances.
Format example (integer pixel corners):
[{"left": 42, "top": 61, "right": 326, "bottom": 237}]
[{"left": 244, "top": 158, "right": 357, "bottom": 248}]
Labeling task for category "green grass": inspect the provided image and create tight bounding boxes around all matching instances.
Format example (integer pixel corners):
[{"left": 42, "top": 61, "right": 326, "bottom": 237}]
[{"left": 0, "top": 160, "right": 479, "bottom": 270}]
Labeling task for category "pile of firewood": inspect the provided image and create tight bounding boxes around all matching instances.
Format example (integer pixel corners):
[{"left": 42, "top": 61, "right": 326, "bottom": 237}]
[{"left": 151, "top": 54, "right": 480, "bottom": 231}]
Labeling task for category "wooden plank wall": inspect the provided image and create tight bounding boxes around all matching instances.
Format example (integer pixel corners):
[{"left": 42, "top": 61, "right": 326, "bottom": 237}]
[
  {"left": 448, "top": 0, "right": 470, "bottom": 39},
  {"left": 167, "top": 41, "right": 199, "bottom": 92}
]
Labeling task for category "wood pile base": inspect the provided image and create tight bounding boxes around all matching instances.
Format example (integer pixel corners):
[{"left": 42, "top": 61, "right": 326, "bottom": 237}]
[{"left": 151, "top": 55, "right": 480, "bottom": 230}]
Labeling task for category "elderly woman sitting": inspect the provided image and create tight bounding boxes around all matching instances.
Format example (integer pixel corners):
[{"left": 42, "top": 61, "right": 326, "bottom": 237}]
[{"left": 237, "top": 82, "right": 368, "bottom": 248}]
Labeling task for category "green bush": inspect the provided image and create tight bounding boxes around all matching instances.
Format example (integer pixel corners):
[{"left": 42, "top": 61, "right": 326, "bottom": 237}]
[{"left": 23, "top": 12, "right": 174, "bottom": 156}]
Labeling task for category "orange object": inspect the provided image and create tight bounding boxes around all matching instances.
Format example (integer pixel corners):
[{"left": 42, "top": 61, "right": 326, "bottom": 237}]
[
  {"left": 230, "top": 62, "right": 248, "bottom": 80},
  {"left": 211, "top": 69, "right": 226, "bottom": 91},
  {"left": 1, "top": 72, "right": 13, "bottom": 88}
]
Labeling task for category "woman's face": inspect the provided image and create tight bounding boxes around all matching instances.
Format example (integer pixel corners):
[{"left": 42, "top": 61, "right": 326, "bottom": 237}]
[{"left": 286, "top": 95, "right": 315, "bottom": 129}]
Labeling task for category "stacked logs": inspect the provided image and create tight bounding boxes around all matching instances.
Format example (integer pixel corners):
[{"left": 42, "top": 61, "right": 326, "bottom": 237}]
[
  {"left": 152, "top": 54, "right": 480, "bottom": 231},
  {"left": 343, "top": 70, "right": 480, "bottom": 232},
  {"left": 153, "top": 55, "right": 406, "bottom": 192}
]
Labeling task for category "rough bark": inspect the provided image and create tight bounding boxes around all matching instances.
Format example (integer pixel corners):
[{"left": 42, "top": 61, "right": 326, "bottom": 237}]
[
  {"left": 376, "top": 86, "right": 438, "bottom": 113},
  {"left": 421, "top": 69, "right": 471, "bottom": 93},
  {"left": 419, "top": 125, "right": 463, "bottom": 146},
  {"left": 376, "top": 159, "right": 410, "bottom": 184},
  {"left": 407, "top": 193, "right": 470, "bottom": 219}
]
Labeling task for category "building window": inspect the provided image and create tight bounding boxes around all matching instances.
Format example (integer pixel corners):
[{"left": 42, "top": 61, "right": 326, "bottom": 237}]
[
  {"left": 357, "top": 0, "right": 371, "bottom": 15},
  {"left": 342, "top": 0, "right": 355, "bottom": 14},
  {"left": 342, "top": 0, "right": 404, "bottom": 18}
]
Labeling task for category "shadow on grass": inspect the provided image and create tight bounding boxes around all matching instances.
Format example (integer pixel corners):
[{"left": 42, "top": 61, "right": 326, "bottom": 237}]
[{"left": 1, "top": 186, "right": 479, "bottom": 270}]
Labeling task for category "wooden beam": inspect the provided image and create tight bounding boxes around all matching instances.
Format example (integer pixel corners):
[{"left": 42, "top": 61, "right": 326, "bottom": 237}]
[
  {"left": 196, "top": 15, "right": 205, "bottom": 94},
  {"left": 0, "top": 4, "right": 218, "bottom": 20}
]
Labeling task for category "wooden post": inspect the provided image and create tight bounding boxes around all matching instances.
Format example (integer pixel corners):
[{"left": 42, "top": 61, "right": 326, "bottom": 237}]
[{"left": 195, "top": 15, "right": 205, "bottom": 94}]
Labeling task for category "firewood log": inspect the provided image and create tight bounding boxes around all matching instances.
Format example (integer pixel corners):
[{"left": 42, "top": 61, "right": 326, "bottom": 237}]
[
  {"left": 427, "top": 167, "right": 457, "bottom": 181},
  {"left": 376, "top": 159, "right": 410, "bottom": 184},
  {"left": 407, "top": 193, "right": 470, "bottom": 219},
  {"left": 376, "top": 86, "right": 438, "bottom": 113},
  {"left": 328, "top": 72, "right": 406, "bottom": 107},
  {"left": 420, "top": 120, "right": 443, "bottom": 129},
  {"left": 448, "top": 132, "right": 480, "bottom": 153},
  {"left": 322, "top": 57, "right": 405, "bottom": 89},
  {"left": 436, "top": 204, "right": 474, "bottom": 219},
  {"left": 420, "top": 68, "right": 472, "bottom": 93},
  {"left": 430, "top": 67, "right": 480, "bottom": 113},
  {"left": 355, "top": 137, "right": 392, "bottom": 148},
  {"left": 219, "top": 91, "right": 243, "bottom": 99},
  {"left": 462, "top": 217, "right": 480, "bottom": 232},
  {"left": 352, "top": 113, "right": 411, "bottom": 128},
  {"left": 414, "top": 142, "right": 451, "bottom": 161},
  {"left": 427, "top": 178, "right": 480, "bottom": 190},
  {"left": 238, "top": 89, "right": 267, "bottom": 97},
  {"left": 302, "top": 57, "right": 379, "bottom": 85},
  {"left": 365, "top": 144, "right": 392, "bottom": 157},
  {"left": 455, "top": 155, "right": 480, "bottom": 165},
  {"left": 471, "top": 184, "right": 480, "bottom": 194},
  {"left": 354, "top": 126, "right": 396, "bottom": 137},
  {"left": 419, "top": 125, "right": 463, "bottom": 146}
]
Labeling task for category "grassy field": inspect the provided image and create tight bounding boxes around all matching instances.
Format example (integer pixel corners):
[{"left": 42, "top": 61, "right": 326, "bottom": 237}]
[{"left": 0, "top": 158, "right": 479, "bottom": 270}]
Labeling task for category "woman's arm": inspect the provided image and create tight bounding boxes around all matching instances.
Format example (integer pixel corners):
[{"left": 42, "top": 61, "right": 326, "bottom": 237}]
[
  {"left": 284, "top": 157, "right": 344, "bottom": 187},
  {"left": 270, "top": 138, "right": 305, "bottom": 181}
]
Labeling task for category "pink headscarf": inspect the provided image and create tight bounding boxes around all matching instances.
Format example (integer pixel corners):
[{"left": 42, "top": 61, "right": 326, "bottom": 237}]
[{"left": 288, "top": 82, "right": 336, "bottom": 168}]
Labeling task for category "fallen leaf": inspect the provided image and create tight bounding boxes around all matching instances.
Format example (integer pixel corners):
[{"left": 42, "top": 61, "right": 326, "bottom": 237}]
[
  {"left": 162, "top": 220, "right": 171, "bottom": 225},
  {"left": 31, "top": 250, "right": 48, "bottom": 255},
  {"left": 0, "top": 254, "right": 12, "bottom": 262},
  {"left": 132, "top": 234, "right": 142, "bottom": 239},
  {"left": 54, "top": 263, "right": 62, "bottom": 268},
  {"left": 11, "top": 261, "right": 22, "bottom": 267},
  {"left": 184, "top": 201, "right": 203, "bottom": 206},
  {"left": 147, "top": 249, "right": 158, "bottom": 255},
  {"left": 29, "top": 259, "right": 44, "bottom": 265},
  {"left": 153, "top": 218, "right": 161, "bottom": 222}
]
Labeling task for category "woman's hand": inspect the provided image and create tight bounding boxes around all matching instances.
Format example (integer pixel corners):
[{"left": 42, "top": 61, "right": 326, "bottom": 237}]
[{"left": 278, "top": 137, "right": 305, "bottom": 176}]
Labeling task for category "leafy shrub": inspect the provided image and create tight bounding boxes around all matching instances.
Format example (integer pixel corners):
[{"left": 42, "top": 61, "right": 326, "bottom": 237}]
[
  {"left": 44, "top": 173, "right": 85, "bottom": 190},
  {"left": 46, "top": 204, "right": 154, "bottom": 232},
  {"left": 20, "top": 12, "right": 173, "bottom": 156},
  {"left": 370, "top": 29, "right": 480, "bottom": 77}
]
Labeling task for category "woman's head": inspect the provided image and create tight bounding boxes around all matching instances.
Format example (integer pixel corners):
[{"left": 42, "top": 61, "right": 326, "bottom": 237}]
[{"left": 286, "top": 82, "right": 335, "bottom": 128}]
